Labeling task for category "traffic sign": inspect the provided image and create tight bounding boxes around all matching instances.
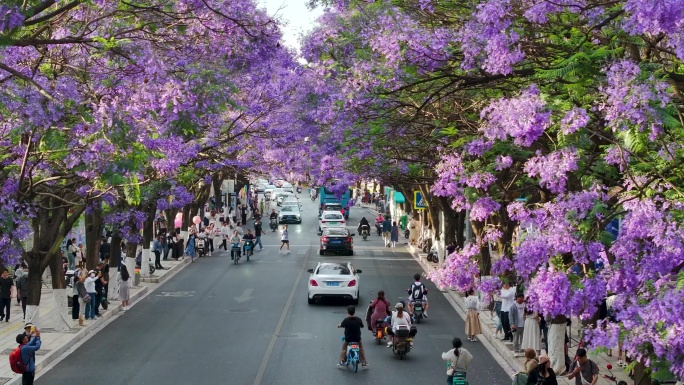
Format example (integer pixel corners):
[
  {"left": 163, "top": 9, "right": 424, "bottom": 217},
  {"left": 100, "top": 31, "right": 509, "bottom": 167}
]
[{"left": 414, "top": 191, "right": 427, "bottom": 210}]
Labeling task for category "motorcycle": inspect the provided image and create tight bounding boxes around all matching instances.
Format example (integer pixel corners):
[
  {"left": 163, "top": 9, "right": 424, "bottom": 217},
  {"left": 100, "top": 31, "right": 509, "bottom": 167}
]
[
  {"left": 270, "top": 218, "right": 278, "bottom": 231},
  {"left": 375, "top": 318, "right": 388, "bottom": 345},
  {"left": 231, "top": 242, "right": 242, "bottom": 264},
  {"left": 426, "top": 244, "right": 438, "bottom": 263},
  {"left": 390, "top": 325, "right": 412, "bottom": 359},
  {"left": 195, "top": 237, "right": 207, "bottom": 258},
  {"left": 375, "top": 222, "right": 382, "bottom": 236},
  {"left": 413, "top": 300, "right": 425, "bottom": 324},
  {"left": 135, "top": 253, "right": 156, "bottom": 274},
  {"left": 243, "top": 241, "right": 253, "bottom": 261},
  {"left": 359, "top": 225, "right": 370, "bottom": 241},
  {"left": 296, "top": 186, "right": 302, "bottom": 194}
]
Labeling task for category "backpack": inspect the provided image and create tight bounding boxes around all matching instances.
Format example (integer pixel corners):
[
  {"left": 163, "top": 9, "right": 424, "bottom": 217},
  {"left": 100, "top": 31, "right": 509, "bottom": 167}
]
[
  {"left": 411, "top": 283, "right": 425, "bottom": 301},
  {"left": 9, "top": 345, "right": 26, "bottom": 373}
]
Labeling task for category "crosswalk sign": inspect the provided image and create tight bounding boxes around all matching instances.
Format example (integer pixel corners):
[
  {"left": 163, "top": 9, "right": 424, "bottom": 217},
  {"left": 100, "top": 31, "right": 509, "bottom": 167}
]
[{"left": 413, "top": 191, "right": 427, "bottom": 210}]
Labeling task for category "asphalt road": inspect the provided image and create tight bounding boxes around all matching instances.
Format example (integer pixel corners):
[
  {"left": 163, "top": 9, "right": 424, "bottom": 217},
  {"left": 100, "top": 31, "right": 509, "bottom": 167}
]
[{"left": 39, "top": 193, "right": 512, "bottom": 385}]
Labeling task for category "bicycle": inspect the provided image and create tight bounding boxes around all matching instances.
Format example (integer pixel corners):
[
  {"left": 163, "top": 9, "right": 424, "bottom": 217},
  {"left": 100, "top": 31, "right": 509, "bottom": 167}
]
[
  {"left": 340, "top": 336, "right": 360, "bottom": 373},
  {"left": 231, "top": 242, "right": 241, "bottom": 265},
  {"left": 243, "top": 242, "right": 253, "bottom": 261}
]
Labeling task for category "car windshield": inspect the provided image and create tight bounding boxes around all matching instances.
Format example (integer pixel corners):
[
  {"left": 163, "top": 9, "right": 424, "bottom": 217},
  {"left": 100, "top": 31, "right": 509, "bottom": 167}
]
[
  {"left": 324, "top": 214, "right": 343, "bottom": 220},
  {"left": 325, "top": 204, "right": 342, "bottom": 210},
  {"left": 325, "top": 229, "right": 348, "bottom": 236},
  {"left": 317, "top": 264, "right": 351, "bottom": 275},
  {"left": 281, "top": 207, "right": 296, "bottom": 212},
  {"left": 283, "top": 202, "right": 297, "bottom": 206}
]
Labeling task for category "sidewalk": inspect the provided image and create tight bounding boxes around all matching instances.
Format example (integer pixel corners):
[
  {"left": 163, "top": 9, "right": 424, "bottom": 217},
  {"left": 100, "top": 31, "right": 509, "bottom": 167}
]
[
  {"left": 0, "top": 256, "right": 191, "bottom": 384},
  {"left": 406, "top": 244, "right": 632, "bottom": 385}
]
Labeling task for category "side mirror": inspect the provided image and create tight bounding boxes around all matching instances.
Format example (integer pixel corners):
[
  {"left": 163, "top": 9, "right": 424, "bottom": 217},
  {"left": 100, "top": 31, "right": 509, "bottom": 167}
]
[
  {"left": 356, "top": 269, "right": 362, "bottom": 274},
  {"left": 307, "top": 269, "right": 314, "bottom": 273}
]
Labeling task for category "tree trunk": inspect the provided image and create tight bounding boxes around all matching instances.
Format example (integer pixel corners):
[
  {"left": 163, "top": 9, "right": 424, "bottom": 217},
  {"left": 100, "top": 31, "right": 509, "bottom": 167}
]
[
  {"left": 548, "top": 319, "right": 567, "bottom": 374},
  {"left": 47, "top": 253, "right": 69, "bottom": 331},
  {"left": 471, "top": 220, "right": 493, "bottom": 276},
  {"left": 455, "top": 210, "right": 466, "bottom": 248},
  {"left": 438, "top": 196, "right": 458, "bottom": 245},
  {"left": 212, "top": 173, "right": 223, "bottom": 210},
  {"left": 85, "top": 203, "right": 103, "bottom": 270},
  {"left": 108, "top": 234, "right": 122, "bottom": 301},
  {"left": 25, "top": 253, "right": 43, "bottom": 323},
  {"left": 140, "top": 202, "right": 157, "bottom": 278}
]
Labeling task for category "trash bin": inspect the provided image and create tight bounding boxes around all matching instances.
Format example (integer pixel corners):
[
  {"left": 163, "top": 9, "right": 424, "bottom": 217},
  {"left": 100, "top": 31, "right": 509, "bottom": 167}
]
[{"left": 134, "top": 269, "right": 140, "bottom": 286}]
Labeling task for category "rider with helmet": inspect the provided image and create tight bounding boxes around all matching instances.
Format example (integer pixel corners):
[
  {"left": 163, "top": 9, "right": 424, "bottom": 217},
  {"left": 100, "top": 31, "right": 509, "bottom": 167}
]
[{"left": 358, "top": 217, "right": 371, "bottom": 236}]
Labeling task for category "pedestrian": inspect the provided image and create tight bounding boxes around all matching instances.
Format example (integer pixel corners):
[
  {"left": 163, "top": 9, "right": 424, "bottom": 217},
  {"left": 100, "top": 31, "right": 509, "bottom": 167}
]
[
  {"left": 524, "top": 348, "right": 539, "bottom": 374},
  {"left": 71, "top": 266, "right": 83, "bottom": 320},
  {"left": 390, "top": 221, "right": 399, "bottom": 247},
  {"left": 522, "top": 307, "right": 541, "bottom": 353},
  {"left": 219, "top": 221, "right": 230, "bottom": 250},
  {"left": 13, "top": 263, "right": 25, "bottom": 306},
  {"left": 241, "top": 205, "right": 247, "bottom": 226},
  {"left": 464, "top": 288, "right": 482, "bottom": 342},
  {"left": 499, "top": 281, "right": 516, "bottom": 341},
  {"left": 382, "top": 216, "right": 391, "bottom": 247},
  {"left": 254, "top": 218, "right": 264, "bottom": 251},
  {"left": 184, "top": 232, "right": 196, "bottom": 258},
  {"left": 337, "top": 306, "right": 368, "bottom": 367},
  {"left": 118, "top": 265, "right": 130, "bottom": 311},
  {"left": 16, "top": 266, "right": 29, "bottom": 320},
  {"left": 279, "top": 225, "right": 290, "bottom": 254},
  {"left": 442, "top": 337, "right": 473, "bottom": 385},
  {"left": 66, "top": 238, "right": 76, "bottom": 270},
  {"left": 259, "top": 199, "right": 264, "bottom": 216},
  {"left": 567, "top": 348, "right": 599, "bottom": 385},
  {"left": 528, "top": 355, "right": 558, "bottom": 385},
  {"left": 15, "top": 327, "right": 41, "bottom": 385},
  {"left": 0, "top": 269, "right": 15, "bottom": 322},
  {"left": 153, "top": 235, "right": 165, "bottom": 270},
  {"left": 509, "top": 293, "right": 526, "bottom": 356},
  {"left": 75, "top": 243, "right": 85, "bottom": 269},
  {"left": 492, "top": 292, "right": 503, "bottom": 337},
  {"left": 94, "top": 264, "right": 107, "bottom": 316},
  {"left": 74, "top": 271, "right": 88, "bottom": 325},
  {"left": 85, "top": 270, "right": 98, "bottom": 320},
  {"left": 161, "top": 234, "right": 169, "bottom": 261},
  {"left": 99, "top": 237, "right": 110, "bottom": 261},
  {"left": 369, "top": 290, "right": 391, "bottom": 334}
]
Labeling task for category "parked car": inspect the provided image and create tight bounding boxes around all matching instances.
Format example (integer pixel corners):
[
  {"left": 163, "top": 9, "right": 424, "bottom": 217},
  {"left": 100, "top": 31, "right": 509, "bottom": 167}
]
[
  {"left": 319, "top": 227, "right": 355, "bottom": 256},
  {"left": 318, "top": 210, "right": 346, "bottom": 232},
  {"left": 278, "top": 206, "right": 302, "bottom": 224},
  {"left": 307, "top": 262, "right": 362, "bottom": 304}
]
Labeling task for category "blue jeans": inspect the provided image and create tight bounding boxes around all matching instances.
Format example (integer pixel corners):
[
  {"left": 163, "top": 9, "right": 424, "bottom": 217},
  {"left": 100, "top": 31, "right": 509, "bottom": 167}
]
[
  {"left": 255, "top": 236, "right": 263, "bottom": 250},
  {"left": 85, "top": 292, "right": 97, "bottom": 319},
  {"left": 494, "top": 301, "right": 502, "bottom": 332},
  {"left": 67, "top": 253, "right": 75, "bottom": 270}
]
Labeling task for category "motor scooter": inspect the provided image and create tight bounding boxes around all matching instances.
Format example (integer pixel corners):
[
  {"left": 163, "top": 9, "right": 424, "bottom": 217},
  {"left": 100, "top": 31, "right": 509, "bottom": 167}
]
[
  {"left": 296, "top": 186, "right": 302, "bottom": 194},
  {"left": 270, "top": 218, "right": 278, "bottom": 231},
  {"left": 412, "top": 300, "right": 425, "bottom": 324},
  {"left": 359, "top": 225, "right": 370, "bottom": 240},
  {"left": 375, "top": 222, "right": 382, "bottom": 236},
  {"left": 390, "top": 325, "right": 412, "bottom": 359}
]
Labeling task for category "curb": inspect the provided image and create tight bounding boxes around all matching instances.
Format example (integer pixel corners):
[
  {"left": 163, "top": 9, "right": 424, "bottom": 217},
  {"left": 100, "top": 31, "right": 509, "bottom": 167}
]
[
  {"left": 6, "top": 286, "right": 149, "bottom": 385},
  {"left": 141, "top": 257, "right": 191, "bottom": 284},
  {"left": 405, "top": 243, "right": 522, "bottom": 378},
  {"left": 5, "top": 255, "right": 194, "bottom": 384}
]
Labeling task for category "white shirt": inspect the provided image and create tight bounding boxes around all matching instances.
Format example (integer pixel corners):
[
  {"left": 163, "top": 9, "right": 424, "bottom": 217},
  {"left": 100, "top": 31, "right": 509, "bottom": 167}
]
[
  {"left": 500, "top": 286, "right": 516, "bottom": 312},
  {"left": 85, "top": 276, "right": 97, "bottom": 292},
  {"left": 442, "top": 348, "right": 473, "bottom": 372},
  {"left": 465, "top": 296, "right": 479, "bottom": 310},
  {"left": 280, "top": 229, "right": 288, "bottom": 241},
  {"left": 221, "top": 226, "right": 230, "bottom": 237},
  {"left": 391, "top": 310, "right": 411, "bottom": 333}
]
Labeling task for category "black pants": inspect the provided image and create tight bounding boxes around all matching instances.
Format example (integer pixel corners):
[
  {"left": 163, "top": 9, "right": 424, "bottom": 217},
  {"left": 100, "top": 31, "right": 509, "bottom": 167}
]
[
  {"left": 95, "top": 292, "right": 103, "bottom": 315},
  {"left": 21, "top": 297, "right": 27, "bottom": 319},
  {"left": 154, "top": 250, "right": 163, "bottom": 268},
  {"left": 500, "top": 311, "right": 512, "bottom": 340},
  {"left": 22, "top": 371, "right": 35, "bottom": 385},
  {"left": 72, "top": 295, "right": 80, "bottom": 319},
  {"left": 207, "top": 238, "right": 214, "bottom": 252},
  {"left": 0, "top": 297, "right": 11, "bottom": 320},
  {"left": 219, "top": 239, "right": 227, "bottom": 250}
]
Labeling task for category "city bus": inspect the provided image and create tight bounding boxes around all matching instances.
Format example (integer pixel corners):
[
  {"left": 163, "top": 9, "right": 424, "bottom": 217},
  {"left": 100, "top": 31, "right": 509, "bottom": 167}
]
[{"left": 318, "top": 185, "right": 351, "bottom": 219}]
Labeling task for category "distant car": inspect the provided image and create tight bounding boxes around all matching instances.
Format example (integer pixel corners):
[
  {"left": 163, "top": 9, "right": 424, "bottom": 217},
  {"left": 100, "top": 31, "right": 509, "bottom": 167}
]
[
  {"left": 278, "top": 206, "right": 302, "bottom": 224},
  {"left": 319, "top": 202, "right": 345, "bottom": 216},
  {"left": 281, "top": 198, "right": 301, "bottom": 210},
  {"left": 271, "top": 188, "right": 285, "bottom": 202},
  {"left": 318, "top": 210, "right": 346, "bottom": 232},
  {"left": 320, "top": 227, "right": 355, "bottom": 256},
  {"left": 307, "top": 262, "right": 362, "bottom": 304},
  {"left": 264, "top": 185, "right": 277, "bottom": 200},
  {"left": 277, "top": 192, "right": 295, "bottom": 206}
]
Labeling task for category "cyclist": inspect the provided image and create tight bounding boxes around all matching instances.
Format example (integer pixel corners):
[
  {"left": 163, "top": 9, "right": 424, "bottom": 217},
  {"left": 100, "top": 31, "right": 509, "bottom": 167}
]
[
  {"left": 229, "top": 230, "right": 241, "bottom": 260},
  {"left": 407, "top": 273, "right": 429, "bottom": 318},
  {"left": 242, "top": 229, "right": 255, "bottom": 255},
  {"left": 337, "top": 306, "right": 368, "bottom": 367}
]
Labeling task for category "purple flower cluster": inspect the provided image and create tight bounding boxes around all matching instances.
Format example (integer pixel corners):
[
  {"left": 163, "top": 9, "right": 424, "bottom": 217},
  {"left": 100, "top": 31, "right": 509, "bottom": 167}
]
[
  {"left": 560, "top": 107, "right": 590, "bottom": 135},
  {"left": 480, "top": 85, "right": 551, "bottom": 147},
  {"left": 524, "top": 147, "right": 579, "bottom": 194},
  {"left": 469, "top": 197, "right": 500, "bottom": 221}
]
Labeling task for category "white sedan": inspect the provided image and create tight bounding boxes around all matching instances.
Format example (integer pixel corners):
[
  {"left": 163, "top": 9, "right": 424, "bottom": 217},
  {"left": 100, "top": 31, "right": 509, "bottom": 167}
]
[
  {"left": 307, "top": 262, "right": 362, "bottom": 304},
  {"left": 318, "top": 210, "right": 346, "bottom": 232}
]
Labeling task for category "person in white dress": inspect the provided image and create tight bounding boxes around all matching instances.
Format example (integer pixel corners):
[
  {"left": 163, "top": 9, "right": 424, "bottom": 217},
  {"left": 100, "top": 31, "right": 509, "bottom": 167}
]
[{"left": 521, "top": 308, "right": 541, "bottom": 353}]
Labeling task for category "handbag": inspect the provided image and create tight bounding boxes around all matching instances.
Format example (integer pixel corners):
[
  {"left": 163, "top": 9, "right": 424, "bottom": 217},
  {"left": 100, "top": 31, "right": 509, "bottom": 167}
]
[{"left": 83, "top": 294, "right": 91, "bottom": 302}]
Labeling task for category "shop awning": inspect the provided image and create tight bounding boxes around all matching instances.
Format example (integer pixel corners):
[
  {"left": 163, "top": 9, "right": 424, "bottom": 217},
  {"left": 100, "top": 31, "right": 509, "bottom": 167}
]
[{"left": 394, "top": 191, "right": 405, "bottom": 204}]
